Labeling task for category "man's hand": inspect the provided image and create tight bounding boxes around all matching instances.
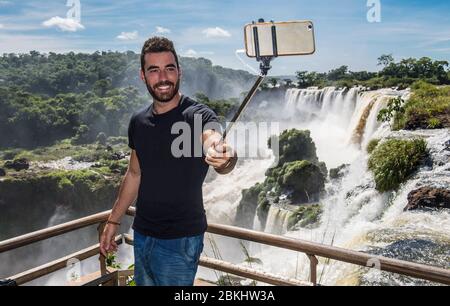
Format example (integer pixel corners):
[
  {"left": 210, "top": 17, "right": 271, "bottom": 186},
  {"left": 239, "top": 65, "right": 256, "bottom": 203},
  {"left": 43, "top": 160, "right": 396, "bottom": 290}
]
[
  {"left": 205, "top": 140, "right": 235, "bottom": 170},
  {"left": 99, "top": 223, "right": 119, "bottom": 257},
  {"left": 203, "top": 130, "right": 237, "bottom": 174}
]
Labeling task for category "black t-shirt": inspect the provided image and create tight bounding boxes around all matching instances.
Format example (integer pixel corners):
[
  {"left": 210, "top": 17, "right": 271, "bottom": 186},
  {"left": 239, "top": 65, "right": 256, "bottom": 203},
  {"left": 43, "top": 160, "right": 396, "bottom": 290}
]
[{"left": 128, "top": 96, "right": 221, "bottom": 239}]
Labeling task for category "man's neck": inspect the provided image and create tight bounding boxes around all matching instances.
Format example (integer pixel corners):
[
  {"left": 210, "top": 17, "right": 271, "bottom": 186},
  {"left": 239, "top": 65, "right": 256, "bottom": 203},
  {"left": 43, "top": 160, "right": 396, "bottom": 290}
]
[{"left": 152, "top": 93, "right": 182, "bottom": 115}]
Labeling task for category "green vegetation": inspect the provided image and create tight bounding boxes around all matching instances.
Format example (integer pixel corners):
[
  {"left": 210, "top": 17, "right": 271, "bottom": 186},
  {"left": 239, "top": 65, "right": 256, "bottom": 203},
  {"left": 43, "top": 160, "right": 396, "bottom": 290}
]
[
  {"left": 377, "top": 82, "right": 450, "bottom": 130},
  {"left": 368, "top": 139, "right": 429, "bottom": 192},
  {"left": 105, "top": 253, "right": 122, "bottom": 269},
  {"left": 194, "top": 92, "right": 239, "bottom": 121},
  {"left": 287, "top": 204, "right": 322, "bottom": 230},
  {"left": 377, "top": 97, "right": 405, "bottom": 130},
  {"left": 270, "top": 161, "right": 325, "bottom": 203},
  {"left": 366, "top": 139, "right": 380, "bottom": 154},
  {"left": 0, "top": 167, "right": 121, "bottom": 239},
  {"left": 400, "top": 82, "right": 449, "bottom": 130},
  {"left": 235, "top": 183, "right": 269, "bottom": 229},
  {"left": 268, "top": 129, "right": 321, "bottom": 168},
  {"left": 0, "top": 138, "right": 128, "bottom": 163},
  {"left": 294, "top": 55, "right": 449, "bottom": 89},
  {"left": 0, "top": 51, "right": 252, "bottom": 149}
]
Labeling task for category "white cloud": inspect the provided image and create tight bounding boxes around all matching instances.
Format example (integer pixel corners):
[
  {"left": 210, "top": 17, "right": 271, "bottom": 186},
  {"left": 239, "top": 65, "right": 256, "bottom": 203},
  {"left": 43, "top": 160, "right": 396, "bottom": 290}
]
[
  {"left": 182, "top": 49, "right": 215, "bottom": 58},
  {"left": 42, "top": 16, "right": 85, "bottom": 32},
  {"left": 202, "top": 27, "right": 231, "bottom": 38},
  {"left": 184, "top": 49, "right": 198, "bottom": 57},
  {"left": 0, "top": 24, "right": 4, "bottom": 29},
  {"left": 116, "top": 31, "right": 139, "bottom": 40},
  {"left": 156, "top": 26, "right": 171, "bottom": 34}
]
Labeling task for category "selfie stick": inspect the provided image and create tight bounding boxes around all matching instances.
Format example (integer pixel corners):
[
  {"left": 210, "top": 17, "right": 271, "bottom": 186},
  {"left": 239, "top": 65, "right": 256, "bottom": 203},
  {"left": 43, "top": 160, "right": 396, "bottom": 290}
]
[{"left": 222, "top": 19, "right": 277, "bottom": 141}]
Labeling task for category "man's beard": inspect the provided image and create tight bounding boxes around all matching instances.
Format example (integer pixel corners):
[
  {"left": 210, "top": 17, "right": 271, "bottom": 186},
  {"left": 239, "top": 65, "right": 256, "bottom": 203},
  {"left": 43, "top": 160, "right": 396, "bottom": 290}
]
[{"left": 145, "top": 77, "right": 181, "bottom": 103}]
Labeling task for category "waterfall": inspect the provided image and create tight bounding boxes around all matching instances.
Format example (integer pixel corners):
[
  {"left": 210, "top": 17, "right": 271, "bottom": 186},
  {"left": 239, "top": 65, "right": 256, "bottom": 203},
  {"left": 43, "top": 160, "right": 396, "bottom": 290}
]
[
  {"left": 239, "top": 128, "right": 449, "bottom": 286},
  {"left": 252, "top": 86, "right": 448, "bottom": 284},
  {"left": 282, "top": 87, "right": 407, "bottom": 169},
  {"left": 285, "top": 87, "right": 407, "bottom": 149},
  {"left": 264, "top": 206, "right": 292, "bottom": 235},
  {"left": 203, "top": 157, "right": 274, "bottom": 225},
  {"left": 199, "top": 86, "right": 448, "bottom": 285}
]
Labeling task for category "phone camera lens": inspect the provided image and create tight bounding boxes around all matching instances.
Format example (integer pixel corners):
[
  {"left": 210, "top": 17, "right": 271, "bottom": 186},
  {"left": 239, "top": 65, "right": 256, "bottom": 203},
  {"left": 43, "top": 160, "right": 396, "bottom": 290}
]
[{"left": 308, "top": 24, "right": 313, "bottom": 31}]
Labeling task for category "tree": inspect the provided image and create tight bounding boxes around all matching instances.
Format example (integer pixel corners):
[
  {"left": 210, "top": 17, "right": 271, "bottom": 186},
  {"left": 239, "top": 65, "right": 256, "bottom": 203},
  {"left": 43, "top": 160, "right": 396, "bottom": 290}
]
[
  {"left": 94, "top": 79, "right": 112, "bottom": 97},
  {"left": 283, "top": 79, "right": 293, "bottom": 87},
  {"left": 377, "top": 54, "right": 394, "bottom": 67},
  {"left": 268, "top": 78, "right": 278, "bottom": 88},
  {"left": 327, "top": 66, "right": 349, "bottom": 81},
  {"left": 295, "top": 71, "right": 324, "bottom": 88},
  {"left": 194, "top": 92, "right": 210, "bottom": 104}
]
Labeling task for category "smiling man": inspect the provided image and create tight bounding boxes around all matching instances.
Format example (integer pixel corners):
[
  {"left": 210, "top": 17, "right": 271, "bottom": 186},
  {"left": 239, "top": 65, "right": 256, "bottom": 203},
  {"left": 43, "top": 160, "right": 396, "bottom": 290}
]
[{"left": 99, "top": 37, "right": 237, "bottom": 286}]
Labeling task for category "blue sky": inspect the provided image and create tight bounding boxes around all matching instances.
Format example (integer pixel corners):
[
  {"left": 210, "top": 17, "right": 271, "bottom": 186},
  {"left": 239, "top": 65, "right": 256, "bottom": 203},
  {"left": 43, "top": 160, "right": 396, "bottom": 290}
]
[{"left": 0, "top": 0, "right": 449, "bottom": 75}]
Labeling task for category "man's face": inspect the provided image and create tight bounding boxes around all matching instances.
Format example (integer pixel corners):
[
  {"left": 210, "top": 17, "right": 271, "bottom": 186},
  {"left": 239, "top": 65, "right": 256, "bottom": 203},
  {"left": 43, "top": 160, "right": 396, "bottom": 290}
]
[{"left": 141, "top": 51, "right": 181, "bottom": 103}]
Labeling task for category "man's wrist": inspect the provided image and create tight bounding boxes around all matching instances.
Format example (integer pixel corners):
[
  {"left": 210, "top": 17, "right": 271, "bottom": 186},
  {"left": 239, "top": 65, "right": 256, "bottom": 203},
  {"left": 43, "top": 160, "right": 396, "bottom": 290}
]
[
  {"left": 215, "top": 154, "right": 238, "bottom": 173},
  {"left": 106, "top": 221, "right": 121, "bottom": 226},
  {"left": 106, "top": 217, "right": 121, "bottom": 226}
]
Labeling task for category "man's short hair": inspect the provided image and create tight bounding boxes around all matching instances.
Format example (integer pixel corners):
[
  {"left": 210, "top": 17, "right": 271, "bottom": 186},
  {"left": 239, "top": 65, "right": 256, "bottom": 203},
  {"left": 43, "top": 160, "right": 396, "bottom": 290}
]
[{"left": 140, "top": 37, "right": 180, "bottom": 71}]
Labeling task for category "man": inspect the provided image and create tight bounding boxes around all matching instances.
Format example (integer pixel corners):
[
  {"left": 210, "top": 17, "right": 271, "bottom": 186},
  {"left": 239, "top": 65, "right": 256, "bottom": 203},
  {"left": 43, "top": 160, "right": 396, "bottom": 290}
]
[{"left": 99, "top": 37, "right": 237, "bottom": 286}]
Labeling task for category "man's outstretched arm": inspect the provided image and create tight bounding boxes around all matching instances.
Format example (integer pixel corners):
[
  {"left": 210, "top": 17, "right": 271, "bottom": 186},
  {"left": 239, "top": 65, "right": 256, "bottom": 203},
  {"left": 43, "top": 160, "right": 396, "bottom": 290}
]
[{"left": 100, "top": 150, "right": 141, "bottom": 256}]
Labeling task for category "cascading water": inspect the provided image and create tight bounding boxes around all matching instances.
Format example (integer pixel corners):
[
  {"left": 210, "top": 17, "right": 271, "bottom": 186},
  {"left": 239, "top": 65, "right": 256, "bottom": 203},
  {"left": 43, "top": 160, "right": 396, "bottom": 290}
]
[
  {"left": 200, "top": 86, "right": 448, "bottom": 285},
  {"left": 264, "top": 206, "right": 291, "bottom": 235}
]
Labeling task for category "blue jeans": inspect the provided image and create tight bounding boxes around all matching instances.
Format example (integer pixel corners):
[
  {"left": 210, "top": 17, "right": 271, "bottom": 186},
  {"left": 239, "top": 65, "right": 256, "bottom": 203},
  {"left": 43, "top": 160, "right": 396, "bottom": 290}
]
[{"left": 133, "top": 230, "right": 204, "bottom": 286}]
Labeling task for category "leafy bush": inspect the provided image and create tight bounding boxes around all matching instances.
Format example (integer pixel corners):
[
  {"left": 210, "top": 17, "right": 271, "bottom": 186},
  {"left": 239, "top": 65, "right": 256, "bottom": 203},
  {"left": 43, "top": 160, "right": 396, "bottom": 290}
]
[
  {"left": 366, "top": 139, "right": 380, "bottom": 154},
  {"left": 268, "top": 129, "right": 319, "bottom": 167},
  {"left": 368, "top": 139, "right": 428, "bottom": 192},
  {"left": 287, "top": 204, "right": 322, "bottom": 230},
  {"left": 273, "top": 160, "right": 325, "bottom": 202},
  {"left": 377, "top": 97, "right": 405, "bottom": 130},
  {"left": 427, "top": 118, "right": 442, "bottom": 129}
]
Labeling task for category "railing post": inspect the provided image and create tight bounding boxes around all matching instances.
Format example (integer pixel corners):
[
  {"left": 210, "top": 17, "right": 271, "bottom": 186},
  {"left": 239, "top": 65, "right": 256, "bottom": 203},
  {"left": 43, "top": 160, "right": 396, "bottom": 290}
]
[
  {"left": 118, "top": 271, "right": 127, "bottom": 287},
  {"left": 97, "top": 222, "right": 107, "bottom": 277},
  {"left": 307, "top": 254, "right": 319, "bottom": 286}
]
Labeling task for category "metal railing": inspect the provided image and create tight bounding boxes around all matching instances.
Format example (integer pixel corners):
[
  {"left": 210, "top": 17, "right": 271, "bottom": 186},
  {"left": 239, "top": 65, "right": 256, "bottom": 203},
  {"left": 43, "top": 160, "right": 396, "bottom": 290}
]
[{"left": 1, "top": 207, "right": 449, "bottom": 286}]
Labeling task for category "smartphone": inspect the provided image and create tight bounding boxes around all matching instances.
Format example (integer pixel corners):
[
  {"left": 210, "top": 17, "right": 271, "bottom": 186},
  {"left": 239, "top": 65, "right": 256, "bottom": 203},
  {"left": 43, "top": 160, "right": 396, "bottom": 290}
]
[{"left": 244, "top": 20, "right": 316, "bottom": 57}]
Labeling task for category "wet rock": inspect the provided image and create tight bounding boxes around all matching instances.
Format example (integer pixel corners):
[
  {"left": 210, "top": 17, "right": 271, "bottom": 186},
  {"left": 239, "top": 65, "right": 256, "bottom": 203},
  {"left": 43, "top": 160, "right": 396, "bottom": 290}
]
[
  {"left": 404, "top": 187, "right": 450, "bottom": 211},
  {"left": 444, "top": 139, "right": 450, "bottom": 151},
  {"left": 110, "top": 152, "right": 127, "bottom": 161},
  {"left": 4, "top": 158, "right": 30, "bottom": 171},
  {"left": 329, "top": 164, "right": 350, "bottom": 180},
  {"left": 0, "top": 168, "right": 6, "bottom": 177},
  {"left": 235, "top": 183, "right": 264, "bottom": 229}
]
